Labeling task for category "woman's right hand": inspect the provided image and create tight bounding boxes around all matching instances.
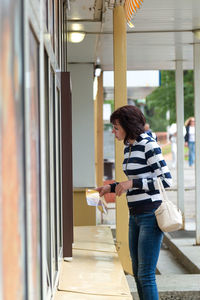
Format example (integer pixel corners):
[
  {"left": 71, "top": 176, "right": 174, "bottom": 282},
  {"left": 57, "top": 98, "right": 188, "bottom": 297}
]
[{"left": 96, "top": 185, "right": 111, "bottom": 197}]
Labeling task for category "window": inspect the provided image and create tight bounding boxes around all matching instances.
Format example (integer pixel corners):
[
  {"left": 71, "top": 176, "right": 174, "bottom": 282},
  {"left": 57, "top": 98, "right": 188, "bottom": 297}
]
[
  {"left": 55, "top": 88, "right": 63, "bottom": 251},
  {"left": 28, "top": 27, "right": 41, "bottom": 299},
  {"left": 44, "top": 51, "right": 52, "bottom": 290},
  {"left": 44, "top": 0, "right": 48, "bottom": 30},
  {"left": 49, "top": 0, "right": 55, "bottom": 50},
  {"left": 55, "top": 0, "right": 60, "bottom": 64}
]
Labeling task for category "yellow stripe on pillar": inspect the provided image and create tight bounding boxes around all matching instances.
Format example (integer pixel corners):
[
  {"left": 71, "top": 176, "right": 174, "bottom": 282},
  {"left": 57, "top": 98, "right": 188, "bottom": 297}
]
[{"left": 113, "top": 5, "right": 132, "bottom": 275}]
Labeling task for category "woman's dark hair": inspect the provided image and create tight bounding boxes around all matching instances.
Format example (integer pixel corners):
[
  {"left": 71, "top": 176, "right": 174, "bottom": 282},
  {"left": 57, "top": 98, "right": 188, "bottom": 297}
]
[{"left": 110, "top": 105, "right": 146, "bottom": 144}]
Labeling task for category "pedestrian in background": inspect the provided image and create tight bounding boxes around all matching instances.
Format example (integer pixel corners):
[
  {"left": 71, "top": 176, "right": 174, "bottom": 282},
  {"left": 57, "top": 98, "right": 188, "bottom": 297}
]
[
  {"left": 185, "top": 117, "right": 195, "bottom": 167},
  {"left": 96, "top": 105, "right": 172, "bottom": 300},
  {"left": 144, "top": 122, "right": 157, "bottom": 141}
]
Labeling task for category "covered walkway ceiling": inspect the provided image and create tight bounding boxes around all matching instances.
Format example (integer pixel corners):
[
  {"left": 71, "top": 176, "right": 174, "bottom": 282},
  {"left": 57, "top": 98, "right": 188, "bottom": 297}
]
[{"left": 67, "top": 0, "right": 200, "bottom": 70}]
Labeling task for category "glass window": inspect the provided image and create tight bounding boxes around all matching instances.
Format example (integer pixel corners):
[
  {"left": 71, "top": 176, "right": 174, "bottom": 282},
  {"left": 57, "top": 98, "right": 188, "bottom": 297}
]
[
  {"left": 28, "top": 28, "right": 41, "bottom": 299},
  {"left": 44, "top": 51, "right": 51, "bottom": 289},
  {"left": 61, "top": 2, "right": 67, "bottom": 71},
  {"left": 49, "top": 68, "right": 58, "bottom": 282},
  {"left": 44, "top": 0, "right": 48, "bottom": 30},
  {"left": 55, "top": 0, "right": 60, "bottom": 64},
  {"left": 55, "top": 88, "right": 62, "bottom": 252},
  {"left": 49, "top": 0, "right": 54, "bottom": 50}
]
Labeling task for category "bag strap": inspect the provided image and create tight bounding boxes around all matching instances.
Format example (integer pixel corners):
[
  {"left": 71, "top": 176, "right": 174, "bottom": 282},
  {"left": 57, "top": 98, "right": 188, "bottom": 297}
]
[
  {"left": 150, "top": 148, "right": 169, "bottom": 202},
  {"left": 157, "top": 177, "right": 168, "bottom": 202}
]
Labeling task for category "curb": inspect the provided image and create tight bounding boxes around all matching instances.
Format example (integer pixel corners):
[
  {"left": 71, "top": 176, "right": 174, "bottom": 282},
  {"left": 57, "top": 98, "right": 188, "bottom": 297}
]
[{"left": 163, "top": 232, "right": 200, "bottom": 274}]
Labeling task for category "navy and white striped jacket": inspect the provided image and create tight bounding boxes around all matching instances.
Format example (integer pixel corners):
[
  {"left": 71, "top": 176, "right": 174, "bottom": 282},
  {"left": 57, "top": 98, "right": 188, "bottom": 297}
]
[{"left": 110, "top": 133, "right": 172, "bottom": 212}]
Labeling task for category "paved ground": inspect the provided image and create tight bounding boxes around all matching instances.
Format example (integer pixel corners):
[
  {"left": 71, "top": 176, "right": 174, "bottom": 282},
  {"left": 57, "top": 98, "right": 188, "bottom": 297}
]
[{"left": 164, "top": 156, "right": 196, "bottom": 230}]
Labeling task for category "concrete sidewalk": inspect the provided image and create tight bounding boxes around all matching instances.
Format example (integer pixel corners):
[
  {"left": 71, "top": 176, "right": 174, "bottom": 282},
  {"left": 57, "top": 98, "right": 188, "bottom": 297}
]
[
  {"left": 163, "top": 231, "right": 200, "bottom": 274},
  {"left": 55, "top": 226, "right": 132, "bottom": 300}
]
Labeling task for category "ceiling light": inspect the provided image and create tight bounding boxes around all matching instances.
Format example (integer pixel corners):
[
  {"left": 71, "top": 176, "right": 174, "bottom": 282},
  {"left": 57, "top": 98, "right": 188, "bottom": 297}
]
[
  {"left": 71, "top": 24, "right": 83, "bottom": 31},
  {"left": 95, "top": 65, "right": 102, "bottom": 77},
  {"left": 68, "top": 32, "right": 85, "bottom": 43}
]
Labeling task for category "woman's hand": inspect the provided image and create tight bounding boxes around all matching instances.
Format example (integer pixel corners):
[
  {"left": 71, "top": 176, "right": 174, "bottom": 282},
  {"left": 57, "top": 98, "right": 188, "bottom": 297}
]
[
  {"left": 96, "top": 185, "right": 111, "bottom": 197},
  {"left": 115, "top": 180, "right": 132, "bottom": 197}
]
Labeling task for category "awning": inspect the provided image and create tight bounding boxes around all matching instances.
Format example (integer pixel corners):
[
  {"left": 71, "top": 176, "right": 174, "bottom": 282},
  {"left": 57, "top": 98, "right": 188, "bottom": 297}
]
[{"left": 124, "top": 0, "right": 143, "bottom": 26}]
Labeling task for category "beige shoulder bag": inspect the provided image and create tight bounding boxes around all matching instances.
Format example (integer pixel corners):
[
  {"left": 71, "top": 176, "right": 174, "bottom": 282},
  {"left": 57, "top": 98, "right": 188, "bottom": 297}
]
[{"left": 155, "top": 177, "right": 183, "bottom": 232}]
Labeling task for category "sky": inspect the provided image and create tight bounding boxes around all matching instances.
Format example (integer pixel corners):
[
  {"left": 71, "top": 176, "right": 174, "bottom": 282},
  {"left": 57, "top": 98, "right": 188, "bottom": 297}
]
[{"left": 103, "top": 70, "right": 160, "bottom": 87}]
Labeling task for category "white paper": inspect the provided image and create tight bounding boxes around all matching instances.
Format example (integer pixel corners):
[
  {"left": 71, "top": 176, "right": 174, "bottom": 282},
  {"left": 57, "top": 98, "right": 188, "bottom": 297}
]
[{"left": 86, "top": 190, "right": 108, "bottom": 214}]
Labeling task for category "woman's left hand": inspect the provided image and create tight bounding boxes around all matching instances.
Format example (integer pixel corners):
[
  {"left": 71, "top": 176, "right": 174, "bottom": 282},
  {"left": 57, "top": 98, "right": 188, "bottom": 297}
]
[{"left": 115, "top": 180, "right": 132, "bottom": 196}]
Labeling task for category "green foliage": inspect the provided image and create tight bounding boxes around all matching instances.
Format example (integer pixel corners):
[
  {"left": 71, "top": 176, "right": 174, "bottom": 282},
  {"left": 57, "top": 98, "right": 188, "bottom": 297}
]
[
  {"left": 104, "top": 123, "right": 112, "bottom": 130},
  {"left": 145, "top": 70, "right": 194, "bottom": 132},
  {"left": 184, "top": 70, "right": 194, "bottom": 119}
]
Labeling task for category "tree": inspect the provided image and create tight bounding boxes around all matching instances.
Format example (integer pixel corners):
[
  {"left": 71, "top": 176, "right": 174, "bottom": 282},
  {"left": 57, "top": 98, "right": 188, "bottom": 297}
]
[
  {"left": 145, "top": 70, "right": 194, "bottom": 132},
  {"left": 184, "top": 70, "right": 194, "bottom": 119}
]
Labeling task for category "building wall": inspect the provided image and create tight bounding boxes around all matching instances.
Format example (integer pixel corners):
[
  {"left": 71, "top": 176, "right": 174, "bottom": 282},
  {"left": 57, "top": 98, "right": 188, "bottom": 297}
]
[
  {"left": 0, "top": 0, "right": 26, "bottom": 299},
  {"left": 0, "top": 0, "right": 67, "bottom": 299}
]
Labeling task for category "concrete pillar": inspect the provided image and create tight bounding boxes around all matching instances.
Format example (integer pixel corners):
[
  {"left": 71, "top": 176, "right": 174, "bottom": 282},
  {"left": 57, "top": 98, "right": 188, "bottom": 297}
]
[
  {"left": 113, "top": 5, "right": 132, "bottom": 274},
  {"left": 68, "top": 63, "right": 95, "bottom": 187},
  {"left": 175, "top": 61, "right": 185, "bottom": 222},
  {"left": 193, "top": 41, "right": 200, "bottom": 244},
  {"left": 68, "top": 63, "right": 96, "bottom": 226}
]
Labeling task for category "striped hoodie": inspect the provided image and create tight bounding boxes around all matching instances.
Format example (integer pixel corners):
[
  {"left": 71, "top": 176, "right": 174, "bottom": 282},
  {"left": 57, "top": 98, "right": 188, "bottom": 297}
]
[{"left": 110, "top": 133, "right": 172, "bottom": 213}]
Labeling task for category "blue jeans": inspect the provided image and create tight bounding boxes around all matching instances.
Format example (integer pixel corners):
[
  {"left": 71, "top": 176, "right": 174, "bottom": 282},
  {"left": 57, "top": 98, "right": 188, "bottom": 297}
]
[
  {"left": 188, "top": 141, "right": 195, "bottom": 166},
  {"left": 129, "top": 211, "right": 163, "bottom": 300}
]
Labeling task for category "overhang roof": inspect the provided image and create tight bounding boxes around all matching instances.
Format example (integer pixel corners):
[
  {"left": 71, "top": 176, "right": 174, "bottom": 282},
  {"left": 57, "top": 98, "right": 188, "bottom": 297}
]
[{"left": 67, "top": 0, "right": 200, "bottom": 71}]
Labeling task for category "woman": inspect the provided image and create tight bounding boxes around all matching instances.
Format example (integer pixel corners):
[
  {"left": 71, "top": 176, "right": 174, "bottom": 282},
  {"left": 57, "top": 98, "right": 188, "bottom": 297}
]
[
  {"left": 96, "top": 105, "right": 172, "bottom": 300},
  {"left": 185, "top": 117, "right": 195, "bottom": 167}
]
